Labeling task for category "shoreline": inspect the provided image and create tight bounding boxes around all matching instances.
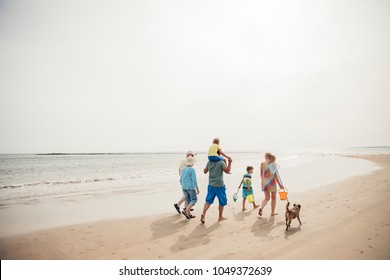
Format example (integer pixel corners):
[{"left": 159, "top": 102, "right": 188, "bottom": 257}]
[
  {"left": 0, "top": 155, "right": 389, "bottom": 259},
  {"left": 0, "top": 154, "right": 379, "bottom": 238}
]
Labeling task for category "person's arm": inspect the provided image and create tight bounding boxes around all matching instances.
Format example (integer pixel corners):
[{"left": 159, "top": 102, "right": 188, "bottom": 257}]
[
  {"left": 204, "top": 162, "right": 209, "bottom": 174},
  {"left": 260, "top": 163, "right": 264, "bottom": 180},
  {"left": 196, "top": 187, "right": 200, "bottom": 194},
  {"left": 218, "top": 149, "right": 231, "bottom": 160},
  {"left": 274, "top": 171, "right": 284, "bottom": 189},
  {"left": 192, "top": 168, "right": 198, "bottom": 189},
  {"left": 223, "top": 157, "right": 232, "bottom": 173}
]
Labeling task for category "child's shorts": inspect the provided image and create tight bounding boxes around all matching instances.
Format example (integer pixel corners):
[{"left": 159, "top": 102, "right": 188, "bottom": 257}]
[
  {"left": 242, "top": 188, "right": 254, "bottom": 199},
  {"left": 208, "top": 156, "right": 224, "bottom": 162},
  {"left": 205, "top": 185, "right": 227, "bottom": 206},
  {"left": 183, "top": 189, "right": 198, "bottom": 205}
]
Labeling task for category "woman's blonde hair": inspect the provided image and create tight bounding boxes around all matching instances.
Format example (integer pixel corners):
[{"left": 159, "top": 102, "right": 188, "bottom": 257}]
[{"left": 265, "top": 152, "right": 276, "bottom": 163}]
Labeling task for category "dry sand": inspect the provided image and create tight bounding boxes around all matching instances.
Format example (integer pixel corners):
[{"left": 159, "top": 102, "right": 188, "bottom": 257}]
[{"left": 0, "top": 155, "right": 389, "bottom": 260}]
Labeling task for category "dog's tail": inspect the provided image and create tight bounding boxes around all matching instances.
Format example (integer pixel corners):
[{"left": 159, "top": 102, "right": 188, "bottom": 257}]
[{"left": 286, "top": 202, "right": 290, "bottom": 213}]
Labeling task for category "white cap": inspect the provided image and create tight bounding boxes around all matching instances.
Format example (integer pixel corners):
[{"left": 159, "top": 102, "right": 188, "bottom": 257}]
[
  {"left": 186, "top": 150, "right": 196, "bottom": 156},
  {"left": 186, "top": 156, "right": 196, "bottom": 166}
]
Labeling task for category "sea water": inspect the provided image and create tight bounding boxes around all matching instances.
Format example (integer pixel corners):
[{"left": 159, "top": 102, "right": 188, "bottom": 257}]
[
  {"left": 0, "top": 150, "right": 382, "bottom": 200},
  {"left": 0, "top": 149, "right": 384, "bottom": 236}
]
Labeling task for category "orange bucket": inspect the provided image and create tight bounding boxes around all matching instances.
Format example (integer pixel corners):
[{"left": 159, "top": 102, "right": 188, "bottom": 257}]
[{"left": 279, "top": 188, "right": 288, "bottom": 201}]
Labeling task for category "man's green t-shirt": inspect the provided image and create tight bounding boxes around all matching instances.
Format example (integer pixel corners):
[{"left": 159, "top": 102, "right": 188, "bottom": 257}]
[{"left": 206, "top": 160, "right": 226, "bottom": 187}]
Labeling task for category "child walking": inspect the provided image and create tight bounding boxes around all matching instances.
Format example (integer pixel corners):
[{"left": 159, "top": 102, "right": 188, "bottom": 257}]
[
  {"left": 242, "top": 166, "right": 259, "bottom": 211},
  {"left": 180, "top": 156, "right": 200, "bottom": 221}
]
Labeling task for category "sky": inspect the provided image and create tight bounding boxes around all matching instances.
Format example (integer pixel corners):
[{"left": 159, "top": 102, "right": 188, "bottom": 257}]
[{"left": 0, "top": 0, "right": 389, "bottom": 153}]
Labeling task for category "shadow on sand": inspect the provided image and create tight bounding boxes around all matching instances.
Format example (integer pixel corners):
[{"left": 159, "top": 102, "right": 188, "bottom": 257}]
[
  {"left": 230, "top": 204, "right": 258, "bottom": 222},
  {"left": 170, "top": 221, "right": 221, "bottom": 253},
  {"left": 284, "top": 225, "right": 302, "bottom": 239},
  {"left": 251, "top": 216, "right": 285, "bottom": 241},
  {"left": 150, "top": 214, "right": 186, "bottom": 240}
]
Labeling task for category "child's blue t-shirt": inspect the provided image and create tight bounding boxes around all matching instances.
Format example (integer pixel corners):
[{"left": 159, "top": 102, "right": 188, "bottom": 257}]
[{"left": 180, "top": 166, "right": 198, "bottom": 190}]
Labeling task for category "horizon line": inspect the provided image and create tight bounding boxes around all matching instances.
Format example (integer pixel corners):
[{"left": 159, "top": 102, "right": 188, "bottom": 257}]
[{"left": 0, "top": 146, "right": 389, "bottom": 156}]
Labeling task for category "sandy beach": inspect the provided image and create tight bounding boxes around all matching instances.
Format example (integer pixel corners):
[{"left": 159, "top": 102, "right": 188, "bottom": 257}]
[{"left": 0, "top": 155, "right": 389, "bottom": 260}]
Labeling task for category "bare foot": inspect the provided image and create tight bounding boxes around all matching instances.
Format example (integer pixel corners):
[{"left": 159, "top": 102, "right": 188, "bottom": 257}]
[
  {"left": 200, "top": 214, "right": 205, "bottom": 224},
  {"left": 253, "top": 204, "right": 259, "bottom": 209},
  {"left": 218, "top": 217, "right": 227, "bottom": 221},
  {"left": 242, "top": 208, "right": 246, "bottom": 211},
  {"left": 271, "top": 212, "right": 278, "bottom": 216},
  {"left": 258, "top": 208, "right": 262, "bottom": 216}
]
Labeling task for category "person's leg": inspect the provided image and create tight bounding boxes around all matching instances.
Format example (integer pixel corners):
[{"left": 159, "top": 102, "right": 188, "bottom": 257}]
[
  {"left": 215, "top": 186, "right": 227, "bottom": 221},
  {"left": 181, "top": 190, "right": 192, "bottom": 219},
  {"left": 271, "top": 192, "right": 278, "bottom": 215},
  {"left": 201, "top": 203, "right": 211, "bottom": 223},
  {"left": 185, "top": 190, "right": 197, "bottom": 218},
  {"left": 259, "top": 191, "right": 270, "bottom": 216},
  {"left": 252, "top": 190, "right": 259, "bottom": 208},
  {"left": 202, "top": 186, "right": 215, "bottom": 224},
  {"left": 242, "top": 189, "right": 247, "bottom": 211},
  {"left": 174, "top": 190, "right": 186, "bottom": 214},
  {"left": 218, "top": 205, "right": 226, "bottom": 221},
  {"left": 247, "top": 189, "right": 258, "bottom": 209},
  {"left": 185, "top": 202, "right": 194, "bottom": 217},
  {"left": 177, "top": 196, "right": 186, "bottom": 206}
]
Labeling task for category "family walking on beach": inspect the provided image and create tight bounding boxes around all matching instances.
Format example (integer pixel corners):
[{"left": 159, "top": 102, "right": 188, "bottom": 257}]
[{"left": 174, "top": 138, "right": 285, "bottom": 224}]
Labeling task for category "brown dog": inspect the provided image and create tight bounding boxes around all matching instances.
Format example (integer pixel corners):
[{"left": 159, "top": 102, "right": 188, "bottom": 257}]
[{"left": 285, "top": 202, "right": 302, "bottom": 231}]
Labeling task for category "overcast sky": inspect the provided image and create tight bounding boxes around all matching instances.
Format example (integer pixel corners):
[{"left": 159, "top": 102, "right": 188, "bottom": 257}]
[{"left": 0, "top": 0, "right": 389, "bottom": 153}]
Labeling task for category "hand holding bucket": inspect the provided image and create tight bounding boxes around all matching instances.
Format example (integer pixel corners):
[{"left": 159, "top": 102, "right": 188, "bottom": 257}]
[
  {"left": 278, "top": 188, "right": 288, "bottom": 201},
  {"left": 276, "top": 168, "right": 288, "bottom": 201}
]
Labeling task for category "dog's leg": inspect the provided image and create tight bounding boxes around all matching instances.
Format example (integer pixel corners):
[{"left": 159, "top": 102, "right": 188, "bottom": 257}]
[
  {"left": 297, "top": 215, "right": 302, "bottom": 226},
  {"left": 286, "top": 219, "right": 291, "bottom": 231},
  {"left": 285, "top": 203, "right": 290, "bottom": 227}
]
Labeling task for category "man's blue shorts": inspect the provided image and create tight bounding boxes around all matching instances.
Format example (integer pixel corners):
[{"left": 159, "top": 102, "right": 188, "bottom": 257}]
[{"left": 205, "top": 185, "right": 227, "bottom": 206}]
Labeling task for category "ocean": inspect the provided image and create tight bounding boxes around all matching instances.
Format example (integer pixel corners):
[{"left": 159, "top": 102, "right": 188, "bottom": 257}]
[
  {"left": 1, "top": 149, "right": 386, "bottom": 201},
  {"left": 0, "top": 148, "right": 387, "bottom": 237}
]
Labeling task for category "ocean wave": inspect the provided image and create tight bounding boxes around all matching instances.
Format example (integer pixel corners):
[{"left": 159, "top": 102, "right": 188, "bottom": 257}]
[{"left": 0, "top": 177, "right": 117, "bottom": 190}]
